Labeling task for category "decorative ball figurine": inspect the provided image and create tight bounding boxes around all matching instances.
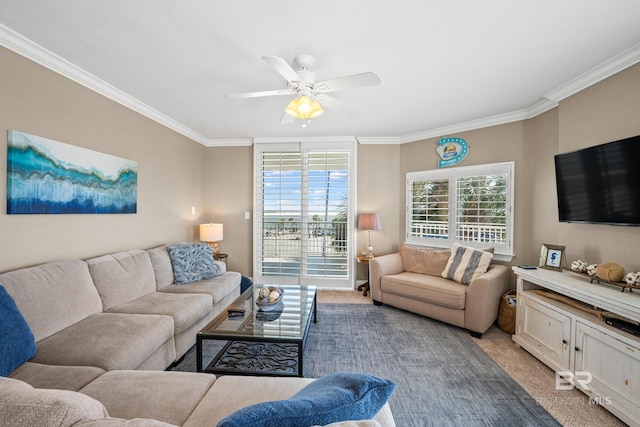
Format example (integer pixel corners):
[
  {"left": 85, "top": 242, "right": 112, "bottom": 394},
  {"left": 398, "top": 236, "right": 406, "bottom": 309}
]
[
  {"left": 268, "top": 290, "right": 280, "bottom": 303},
  {"left": 571, "top": 260, "right": 588, "bottom": 273},
  {"left": 586, "top": 264, "right": 598, "bottom": 276},
  {"left": 596, "top": 262, "right": 625, "bottom": 282},
  {"left": 625, "top": 272, "right": 640, "bottom": 286},
  {"left": 258, "top": 287, "right": 271, "bottom": 299}
]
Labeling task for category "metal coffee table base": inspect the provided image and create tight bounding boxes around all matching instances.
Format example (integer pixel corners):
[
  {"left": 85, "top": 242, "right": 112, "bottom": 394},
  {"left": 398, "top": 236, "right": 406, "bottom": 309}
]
[{"left": 206, "top": 341, "right": 301, "bottom": 376}]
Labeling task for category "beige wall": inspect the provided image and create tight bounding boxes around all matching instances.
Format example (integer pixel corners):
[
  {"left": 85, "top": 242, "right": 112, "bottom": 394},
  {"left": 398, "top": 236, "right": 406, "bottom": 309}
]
[
  {"left": 3, "top": 43, "right": 639, "bottom": 277},
  {"left": 399, "top": 122, "right": 529, "bottom": 265},
  {"left": 203, "top": 146, "right": 253, "bottom": 276},
  {"left": 394, "top": 64, "right": 640, "bottom": 273},
  {"left": 524, "top": 108, "right": 560, "bottom": 263},
  {"left": 203, "top": 143, "right": 402, "bottom": 280},
  {"left": 355, "top": 144, "right": 401, "bottom": 279},
  {"left": 553, "top": 63, "right": 640, "bottom": 271},
  {"left": 0, "top": 46, "right": 206, "bottom": 272}
]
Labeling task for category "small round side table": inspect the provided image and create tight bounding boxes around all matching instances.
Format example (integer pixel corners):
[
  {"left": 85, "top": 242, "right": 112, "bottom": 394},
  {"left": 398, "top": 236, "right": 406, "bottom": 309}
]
[
  {"left": 356, "top": 255, "right": 373, "bottom": 297},
  {"left": 213, "top": 253, "right": 228, "bottom": 264}
]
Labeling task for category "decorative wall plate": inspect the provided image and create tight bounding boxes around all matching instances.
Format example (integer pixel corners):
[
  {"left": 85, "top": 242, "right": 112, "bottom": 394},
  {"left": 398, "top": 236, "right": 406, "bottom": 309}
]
[{"left": 436, "top": 137, "right": 469, "bottom": 168}]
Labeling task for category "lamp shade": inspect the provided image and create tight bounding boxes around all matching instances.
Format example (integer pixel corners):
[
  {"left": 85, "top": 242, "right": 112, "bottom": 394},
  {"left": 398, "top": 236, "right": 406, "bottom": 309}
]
[
  {"left": 357, "top": 213, "right": 381, "bottom": 231},
  {"left": 199, "top": 223, "right": 223, "bottom": 242}
]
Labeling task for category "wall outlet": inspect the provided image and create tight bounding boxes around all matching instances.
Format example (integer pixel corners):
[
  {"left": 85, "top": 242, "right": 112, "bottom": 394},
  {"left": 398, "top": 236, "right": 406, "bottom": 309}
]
[{"left": 244, "top": 211, "right": 250, "bottom": 220}]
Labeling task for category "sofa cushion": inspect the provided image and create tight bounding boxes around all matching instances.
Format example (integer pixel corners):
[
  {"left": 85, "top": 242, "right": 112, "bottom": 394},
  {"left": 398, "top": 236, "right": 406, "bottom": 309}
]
[
  {"left": 32, "top": 313, "right": 175, "bottom": 371},
  {"left": 0, "top": 285, "right": 36, "bottom": 376},
  {"left": 400, "top": 245, "right": 451, "bottom": 276},
  {"left": 216, "top": 372, "right": 395, "bottom": 427},
  {"left": 87, "top": 250, "right": 158, "bottom": 311},
  {"left": 168, "top": 243, "right": 220, "bottom": 285},
  {"left": 159, "top": 271, "right": 242, "bottom": 305},
  {"left": 0, "top": 259, "right": 103, "bottom": 342},
  {"left": 9, "top": 362, "right": 105, "bottom": 391},
  {"left": 74, "top": 419, "right": 178, "bottom": 426},
  {"left": 441, "top": 243, "right": 493, "bottom": 285},
  {"left": 147, "top": 246, "right": 177, "bottom": 289},
  {"left": 381, "top": 272, "right": 467, "bottom": 309},
  {"left": 80, "top": 370, "right": 216, "bottom": 426},
  {"left": 0, "top": 377, "right": 109, "bottom": 427},
  {"left": 107, "top": 292, "right": 212, "bottom": 334}
]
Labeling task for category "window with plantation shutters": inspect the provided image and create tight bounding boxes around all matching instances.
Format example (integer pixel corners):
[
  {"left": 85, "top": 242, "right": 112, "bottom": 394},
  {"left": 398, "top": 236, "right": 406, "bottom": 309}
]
[
  {"left": 254, "top": 140, "right": 355, "bottom": 288},
  {"left": 406, "top": 162, "right": 514, "bottom": 260}
]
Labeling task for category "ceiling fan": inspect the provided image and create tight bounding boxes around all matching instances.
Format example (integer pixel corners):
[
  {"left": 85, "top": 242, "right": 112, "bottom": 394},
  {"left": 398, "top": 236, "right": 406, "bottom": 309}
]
[{"left": 226, "top": 55, "right": 381, "bottom": 125}]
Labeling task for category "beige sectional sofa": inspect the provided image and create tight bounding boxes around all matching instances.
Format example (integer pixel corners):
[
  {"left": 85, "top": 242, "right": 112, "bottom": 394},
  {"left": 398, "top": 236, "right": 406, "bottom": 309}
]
[
  {"left": 369, "top": 244, "right": 511, "bottom": 337},
  {"left": 0, "top": 244, "right": 395, "bottom": 427}
]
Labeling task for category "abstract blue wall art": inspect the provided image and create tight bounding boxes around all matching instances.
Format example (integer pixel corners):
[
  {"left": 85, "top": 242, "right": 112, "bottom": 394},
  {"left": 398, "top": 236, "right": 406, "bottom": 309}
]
[{"left": 7, "top": 130, "right": 137, "bottom": 214}]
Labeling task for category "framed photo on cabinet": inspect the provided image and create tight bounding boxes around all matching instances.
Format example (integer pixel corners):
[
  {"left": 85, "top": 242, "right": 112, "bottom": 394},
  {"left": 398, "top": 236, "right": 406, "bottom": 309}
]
[{"left": 539, "top": 244, "right": 565, "bottom": 271}]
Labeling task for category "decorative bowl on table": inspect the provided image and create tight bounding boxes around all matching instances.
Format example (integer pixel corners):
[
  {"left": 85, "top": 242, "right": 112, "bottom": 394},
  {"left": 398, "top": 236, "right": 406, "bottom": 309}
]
[{"left": 256, "top": 286, "right": 284, "bottom": 311}]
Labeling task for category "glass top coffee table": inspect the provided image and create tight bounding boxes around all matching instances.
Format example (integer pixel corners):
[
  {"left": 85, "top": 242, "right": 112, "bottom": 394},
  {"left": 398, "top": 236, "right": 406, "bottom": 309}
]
[{"left": 196, "top": 284, "right": 317, "bottom": 377}]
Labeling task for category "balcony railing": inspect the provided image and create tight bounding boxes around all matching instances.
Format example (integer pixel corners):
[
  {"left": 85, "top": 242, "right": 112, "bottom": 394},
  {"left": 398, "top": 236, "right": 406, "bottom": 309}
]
[{"left": 410, "top": 220, "right": 506, "bottom": 244}]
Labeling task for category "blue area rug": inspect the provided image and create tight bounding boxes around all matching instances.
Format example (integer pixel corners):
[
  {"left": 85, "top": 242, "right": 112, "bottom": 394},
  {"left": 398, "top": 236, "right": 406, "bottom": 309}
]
[
  {"left": 174, "top": 303, "right": 559, "bottom": 426},
  {"left": 303, "top": 303, "right": 559, "bottom": 427}
]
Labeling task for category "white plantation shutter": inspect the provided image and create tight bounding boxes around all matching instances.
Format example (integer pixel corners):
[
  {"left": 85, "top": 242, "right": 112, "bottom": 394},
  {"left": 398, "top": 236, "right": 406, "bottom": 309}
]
[
  {"left": 254, "top": 140, "right": 355, "bottom": 288},
  {"left": 260, "top": 151, "right": 303, "bottom": 277},
  {"left": 406, "top": 162, "right": 514, "bottom": 259},
  {"left": 407, "top": 170, "right": 449, "bottom": 240},
  {"left": 454, "top": 173, "right": 508, "bottom": 244}
]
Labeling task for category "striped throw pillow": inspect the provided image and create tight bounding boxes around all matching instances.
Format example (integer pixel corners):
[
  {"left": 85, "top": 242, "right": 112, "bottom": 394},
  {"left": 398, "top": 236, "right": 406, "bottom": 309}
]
[{"left": 441, "top": 243, "right": 493, "bottom": 285}]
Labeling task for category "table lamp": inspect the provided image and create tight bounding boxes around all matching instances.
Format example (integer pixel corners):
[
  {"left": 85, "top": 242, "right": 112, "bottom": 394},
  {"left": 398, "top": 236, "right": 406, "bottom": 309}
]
[{"left": 199, "top": 223, "right": 223, "bottom": 254}]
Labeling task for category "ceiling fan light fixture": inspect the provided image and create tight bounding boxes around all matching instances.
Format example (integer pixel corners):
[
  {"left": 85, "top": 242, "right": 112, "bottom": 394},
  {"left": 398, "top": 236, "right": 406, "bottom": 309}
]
[
  {"left": 285, "top": 98, "right": 300, "bottom": 117},
  {"left": 310, "top": 99, "right": 324, "bottom": 118},
  {"left": 297, "top": 95, "right": 312, "bottom": 115},
  {"left": 285, "top": 95, "right": 324, "bottom": 119}
]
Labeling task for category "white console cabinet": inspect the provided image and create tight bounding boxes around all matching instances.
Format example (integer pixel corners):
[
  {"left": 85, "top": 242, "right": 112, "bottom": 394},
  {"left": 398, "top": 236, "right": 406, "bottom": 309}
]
[{"left": 513, "top": 267, "right": 640, "bottom": 427}]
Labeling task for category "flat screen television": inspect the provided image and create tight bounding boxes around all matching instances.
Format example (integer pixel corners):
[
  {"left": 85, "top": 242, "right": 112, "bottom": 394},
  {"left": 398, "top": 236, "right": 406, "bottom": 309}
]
[{"left": 554, "top": 135, "right": 640, "bottom": 226}]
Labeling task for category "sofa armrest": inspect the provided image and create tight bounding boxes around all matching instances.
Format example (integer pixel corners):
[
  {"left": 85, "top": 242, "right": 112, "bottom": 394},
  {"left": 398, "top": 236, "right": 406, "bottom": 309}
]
[
  {"left": 215, "top": 260, "right": 227, "bottom": 274},
  {"left": 464, "top": 264, "right": 512, "bottom": 334},
  {"left": 369, "top": 253, "right": 403, "bottom": 302}
]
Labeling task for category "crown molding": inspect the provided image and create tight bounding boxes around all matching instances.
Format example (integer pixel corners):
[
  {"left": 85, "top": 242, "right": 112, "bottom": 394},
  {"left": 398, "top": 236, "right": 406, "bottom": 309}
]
[
  {"left": 0, "top": 24, "right": 210, "bottom": 146},
  {"left": 393, "top": 96, "right": 560, "bottom": 144},
  {"left": 202, "top": 138, "right": 254, "bottom": 147},
  {"left": 545, "top": 41, "right": 640, "bottom": 102},
  {"left": 2, "top": 23, "right": 638, "bottom": 148},
  {"left": 253, "top": 136, "right": 356, "bottom": 144},
  {"left": 357, "top": 137, "right": 401, "bottom": 145}
]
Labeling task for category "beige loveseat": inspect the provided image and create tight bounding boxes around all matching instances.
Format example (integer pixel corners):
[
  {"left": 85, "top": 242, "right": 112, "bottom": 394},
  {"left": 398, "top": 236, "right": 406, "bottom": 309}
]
[
  {"left": 369, "top": 244, "right": 511, "bottom": 337},
  {"left": 0, "top": 245, "right": 395, "bottom": 426}
]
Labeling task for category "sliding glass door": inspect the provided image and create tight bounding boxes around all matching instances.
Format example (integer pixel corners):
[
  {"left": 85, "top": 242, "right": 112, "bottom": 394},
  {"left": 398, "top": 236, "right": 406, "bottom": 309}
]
[{"left": 254, "top": 140, "right": 355, "bottom": 288}]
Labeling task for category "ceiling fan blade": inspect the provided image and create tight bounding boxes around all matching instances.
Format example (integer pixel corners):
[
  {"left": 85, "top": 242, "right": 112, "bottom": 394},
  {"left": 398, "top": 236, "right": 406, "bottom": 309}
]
[
  {"left": 316, "top": 94, "right": 361, "bottom": 119},
  {"left": 262, "top": 56, "right": 299, "bottom": 83},
  {"left": 315, "top": 72, "right": 381, "bottom": 93},
  {"left": 225, "top": 89, "right": 294, "bottom": 99},
  {"left": 280, "top": 113, "right": 295, "bottom": 125}
]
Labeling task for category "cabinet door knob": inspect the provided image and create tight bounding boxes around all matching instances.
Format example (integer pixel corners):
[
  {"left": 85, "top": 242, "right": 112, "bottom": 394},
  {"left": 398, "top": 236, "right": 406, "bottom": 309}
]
[
  {"left": 575, "top": 347, "right": 581, "bottom": 352},
  {"left": 562, "top": 339, "right": 568, "bottom": 344}
]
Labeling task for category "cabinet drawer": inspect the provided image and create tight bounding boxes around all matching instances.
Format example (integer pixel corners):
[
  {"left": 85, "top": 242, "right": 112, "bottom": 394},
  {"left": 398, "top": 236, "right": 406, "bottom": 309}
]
[
  {"left": 576, "top": 321, "right": 640, "bottom": 411},
  {"left": 518, "top": 293, "right": 571, "bottom": 370}
]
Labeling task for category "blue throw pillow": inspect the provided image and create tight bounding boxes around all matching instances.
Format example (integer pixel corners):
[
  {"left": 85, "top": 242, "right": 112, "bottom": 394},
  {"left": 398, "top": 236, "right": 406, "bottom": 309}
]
[
  {"left": 168, "top": 243, "right": 220, "bottom": 285},
  {"left": 0, "top": 285, "right": 37, "bottom": 376},
  {"left": 217, "top": 372, "right": 396, "bottom": 427}
]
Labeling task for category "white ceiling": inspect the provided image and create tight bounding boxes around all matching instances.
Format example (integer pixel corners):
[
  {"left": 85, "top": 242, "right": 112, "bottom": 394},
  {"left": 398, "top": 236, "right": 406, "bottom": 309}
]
[{"left": 1, "top": 1, "right": 640, "bottom": 146}]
